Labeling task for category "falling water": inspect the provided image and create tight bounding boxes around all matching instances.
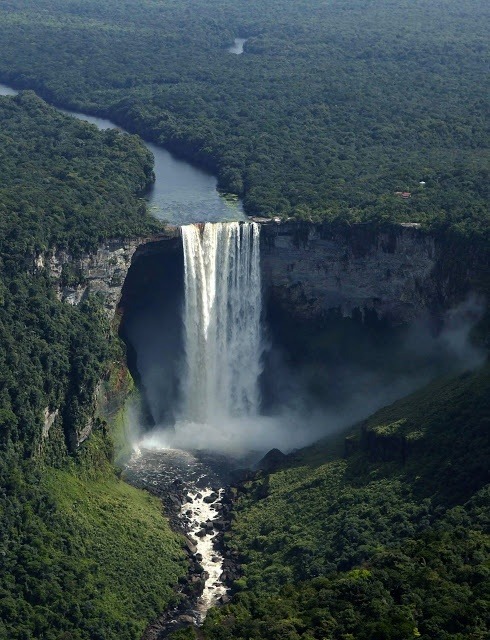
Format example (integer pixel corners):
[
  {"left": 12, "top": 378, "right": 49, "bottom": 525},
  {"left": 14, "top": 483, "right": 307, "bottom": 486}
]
[{"left": 180, "top": 222, "right": 262, "bottom": 423}]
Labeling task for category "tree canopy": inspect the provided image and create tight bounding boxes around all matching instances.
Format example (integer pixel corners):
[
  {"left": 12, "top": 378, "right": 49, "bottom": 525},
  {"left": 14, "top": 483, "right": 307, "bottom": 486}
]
[{"left": 0, "top": 0, "right": 487, "bottom": 231}]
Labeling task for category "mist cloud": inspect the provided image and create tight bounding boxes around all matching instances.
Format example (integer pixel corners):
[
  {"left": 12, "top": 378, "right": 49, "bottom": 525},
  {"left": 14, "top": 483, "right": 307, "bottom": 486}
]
[{"left": 130, "top": 294, "right": 485, "bottom": 457}]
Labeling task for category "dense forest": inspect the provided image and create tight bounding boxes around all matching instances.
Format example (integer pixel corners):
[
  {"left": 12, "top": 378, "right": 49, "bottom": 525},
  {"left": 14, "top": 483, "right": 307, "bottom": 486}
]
[
  {"left": 0, "top": 0, "right": 488, "bottom": 233},
  {"left": 0, "top": 93, "right": 186, "bottom": 640}
]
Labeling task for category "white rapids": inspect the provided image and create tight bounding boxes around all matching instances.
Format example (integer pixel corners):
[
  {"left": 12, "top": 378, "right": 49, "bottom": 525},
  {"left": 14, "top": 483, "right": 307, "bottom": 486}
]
[
  {"left": 182, "top": 488, "right": 228, "bottom": 621},
  {"left": 125, "top": 448, "right": 237, "bottom": 626}
]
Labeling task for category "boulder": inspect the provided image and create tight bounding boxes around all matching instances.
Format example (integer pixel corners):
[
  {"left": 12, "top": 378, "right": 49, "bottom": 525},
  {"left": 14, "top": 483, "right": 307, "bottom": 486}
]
[
  {"left": 184, "top": 538, "right": 197, "bottom": 554},
  {"left": 257, "top": 448, "right": 287, "bottom": 472}
]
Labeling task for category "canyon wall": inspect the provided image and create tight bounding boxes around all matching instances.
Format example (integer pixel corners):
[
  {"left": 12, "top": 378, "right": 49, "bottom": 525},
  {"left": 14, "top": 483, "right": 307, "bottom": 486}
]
[
  {"left": 37, "top": 220, "right": 483, "bottom": 447},
  {"left": 35, "top": 228, "right": 180, "bottom": 319},
  {"left": 40, "top": 220, "right": 481, "bottom": 329},
  {"left": 32, "top": 228, "right": 180, "bottom": 449},
  {"left": 260, "top": 222, "right": 474, "bottom": 325}
]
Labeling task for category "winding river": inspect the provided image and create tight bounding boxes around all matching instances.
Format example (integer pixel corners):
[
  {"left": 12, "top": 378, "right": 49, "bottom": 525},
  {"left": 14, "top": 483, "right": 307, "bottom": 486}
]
[{"left": 0, "top": 83, "right": 245, "bottom": 225}]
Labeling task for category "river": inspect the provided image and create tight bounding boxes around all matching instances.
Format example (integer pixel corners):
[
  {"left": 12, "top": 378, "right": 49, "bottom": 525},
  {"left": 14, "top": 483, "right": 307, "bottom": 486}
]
[{"left": 0, "top": 83, "right": 245, "bottom": 225}]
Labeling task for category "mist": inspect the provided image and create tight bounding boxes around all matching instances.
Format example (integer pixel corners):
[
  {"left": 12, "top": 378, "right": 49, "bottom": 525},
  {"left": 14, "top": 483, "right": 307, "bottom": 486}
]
[{"left": 126, "top": 282, "right": 485, "bottom": 457}]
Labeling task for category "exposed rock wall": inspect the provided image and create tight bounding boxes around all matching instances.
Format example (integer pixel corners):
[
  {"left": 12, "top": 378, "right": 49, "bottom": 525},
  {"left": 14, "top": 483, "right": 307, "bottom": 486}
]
[
  {"left": 36, "top": 228, "right": 180, "bottom": 319},
  {"left": 38, "top": 221, "right": 479, "bottom": 327},
  {"left": 261, "top": 222, "right": 457, "bottom": 324},
  {"left": 33, "top": 229, "right": 180, "bottom": 450}
]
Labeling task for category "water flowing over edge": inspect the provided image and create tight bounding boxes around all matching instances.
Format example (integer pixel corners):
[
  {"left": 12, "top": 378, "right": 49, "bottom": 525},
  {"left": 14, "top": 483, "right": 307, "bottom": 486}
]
[{"left": 180, "top": 222, "right": 262, "bottom": 423}]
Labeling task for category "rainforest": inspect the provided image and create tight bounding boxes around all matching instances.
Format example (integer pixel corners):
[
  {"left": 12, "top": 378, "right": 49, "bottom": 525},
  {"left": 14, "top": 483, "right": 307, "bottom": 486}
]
[{"left": 0, "top": 1, "right": 488, "bottom": 640}]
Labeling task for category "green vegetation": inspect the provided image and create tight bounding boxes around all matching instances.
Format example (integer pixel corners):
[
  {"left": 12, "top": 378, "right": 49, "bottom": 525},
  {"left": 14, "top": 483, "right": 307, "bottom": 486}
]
[
  {"left": 0, "top": 93, "right": 186, "bottom": 639},
  {"left": 0, "top": 90, "right": 158, "bottom": 259},
  {"left": 0, "top": 0, "right": 487, "bottom": 232},
  {"left": 199, "top": 365, "right": 490, "bottom": 639},
  {"left": 0, "top": 441, "right": 186, "bottom": 640}
]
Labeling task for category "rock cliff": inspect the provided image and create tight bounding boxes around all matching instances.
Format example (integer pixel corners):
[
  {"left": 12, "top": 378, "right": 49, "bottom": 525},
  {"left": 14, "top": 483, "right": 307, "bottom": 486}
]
[
  {"left": 38, "top": 221, "right": 481, "bottom": 328},
  {"left": 35, "top": 228, "right": 180, "bottom": 319},
  {"left": 32, "top": 228, "right": 180, "bottom": 449},
  {"left": 260, "top": 222, "right": 473, "bottom": 324}
]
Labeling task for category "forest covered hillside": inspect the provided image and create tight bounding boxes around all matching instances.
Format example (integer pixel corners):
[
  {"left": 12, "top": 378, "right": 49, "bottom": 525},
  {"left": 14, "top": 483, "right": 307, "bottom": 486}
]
[
  {"left": 0, "top": 93, "right": 186, "bottom": 640},
  {"left": 0, "top": 0, "right": 488, "bottom": 230}
]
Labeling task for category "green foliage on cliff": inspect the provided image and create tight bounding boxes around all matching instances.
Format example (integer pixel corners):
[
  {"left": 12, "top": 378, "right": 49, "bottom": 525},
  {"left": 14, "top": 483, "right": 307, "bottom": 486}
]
[
  {"left": 0, "top": 0, "right": 487, "bottom": 231},
  {"left": 0, "top": 94, "right": 186, "bottom": 639},
  {"left": 200, "top": 365, "right": 490, "bottom": 639}
]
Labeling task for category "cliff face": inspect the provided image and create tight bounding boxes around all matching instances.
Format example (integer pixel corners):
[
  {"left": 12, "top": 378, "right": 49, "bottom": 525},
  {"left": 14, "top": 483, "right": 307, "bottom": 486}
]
[
  {"left": 35, "top": 228, "right": 180, "bottom": 319},
  {"left": 37, "top": 220, "right": 482, "bottom": 449},
  {"left": 32, "top": 228, "right": 180, "bottom": 450},
  {"left": 39, "top": 222, "right": 478, "bottom": 328},
  {"left": 35, "top": 222, "right": 481, "bottom": 332},
  {"left": 261, "top": 222, "right": 468, "bottom": 324}
]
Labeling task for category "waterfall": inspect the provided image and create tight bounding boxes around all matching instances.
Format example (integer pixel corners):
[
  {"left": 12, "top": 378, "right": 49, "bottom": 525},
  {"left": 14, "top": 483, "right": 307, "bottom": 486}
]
[{"left": 180, "top": 222, "right": 262, "bottom": 423}]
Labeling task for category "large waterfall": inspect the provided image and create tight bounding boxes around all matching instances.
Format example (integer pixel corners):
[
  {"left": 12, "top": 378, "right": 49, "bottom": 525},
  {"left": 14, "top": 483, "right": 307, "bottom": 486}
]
[{"left": 180, "top": 222, "right": 262, "bottom": 423}]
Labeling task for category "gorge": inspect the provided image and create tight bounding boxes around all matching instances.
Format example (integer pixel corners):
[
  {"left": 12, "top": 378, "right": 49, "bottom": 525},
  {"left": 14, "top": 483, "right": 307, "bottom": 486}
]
[
  {"left": 0, "top": 82, "right": 488, "bottom": 640},
  {"left": 117, "top": 218, "right": 485, "bottom": 635}
]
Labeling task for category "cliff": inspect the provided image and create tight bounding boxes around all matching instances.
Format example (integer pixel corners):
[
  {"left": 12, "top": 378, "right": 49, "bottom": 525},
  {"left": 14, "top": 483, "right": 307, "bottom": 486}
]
[
  {"left": 35, "top": 228, "right": 181, "bottom": 319},
  {"left": 260, "top": 222, "right": 475, "bottom": 325},
  {"left": 31, "top": 229, "right": 180, "bottom": 449},
  {"left": 38, "top": 222, "right": 482, "bottom": 330}
]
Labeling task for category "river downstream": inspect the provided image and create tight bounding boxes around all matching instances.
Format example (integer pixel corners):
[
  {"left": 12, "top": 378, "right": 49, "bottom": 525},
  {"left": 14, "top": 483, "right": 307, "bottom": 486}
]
[{"left": 124, "top": 448, "right": 242, "bottom": 631}]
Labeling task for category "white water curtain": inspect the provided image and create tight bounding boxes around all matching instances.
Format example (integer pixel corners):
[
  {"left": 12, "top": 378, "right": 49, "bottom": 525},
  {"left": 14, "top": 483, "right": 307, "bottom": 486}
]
[{"left": 180, "top": 222, "right": 262, "bottom": 423}]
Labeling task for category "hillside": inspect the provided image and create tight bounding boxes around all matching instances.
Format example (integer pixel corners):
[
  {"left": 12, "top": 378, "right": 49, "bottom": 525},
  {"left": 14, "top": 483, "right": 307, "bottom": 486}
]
[
  {"left": 0, "top": 0, "right": 488, "bottom": 230},
  {"left": 195, "top": 365, "right": 490, "bottom": 639},
  {"left": 0, "top": 92, "right": 186, "bottom": 640}
]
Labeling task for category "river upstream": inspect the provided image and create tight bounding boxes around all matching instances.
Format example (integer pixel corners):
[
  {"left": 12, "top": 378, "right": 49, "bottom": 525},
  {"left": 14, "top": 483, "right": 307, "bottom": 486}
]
[{"left": 0, "top": 83, "right": 245, "bottom": 225}]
